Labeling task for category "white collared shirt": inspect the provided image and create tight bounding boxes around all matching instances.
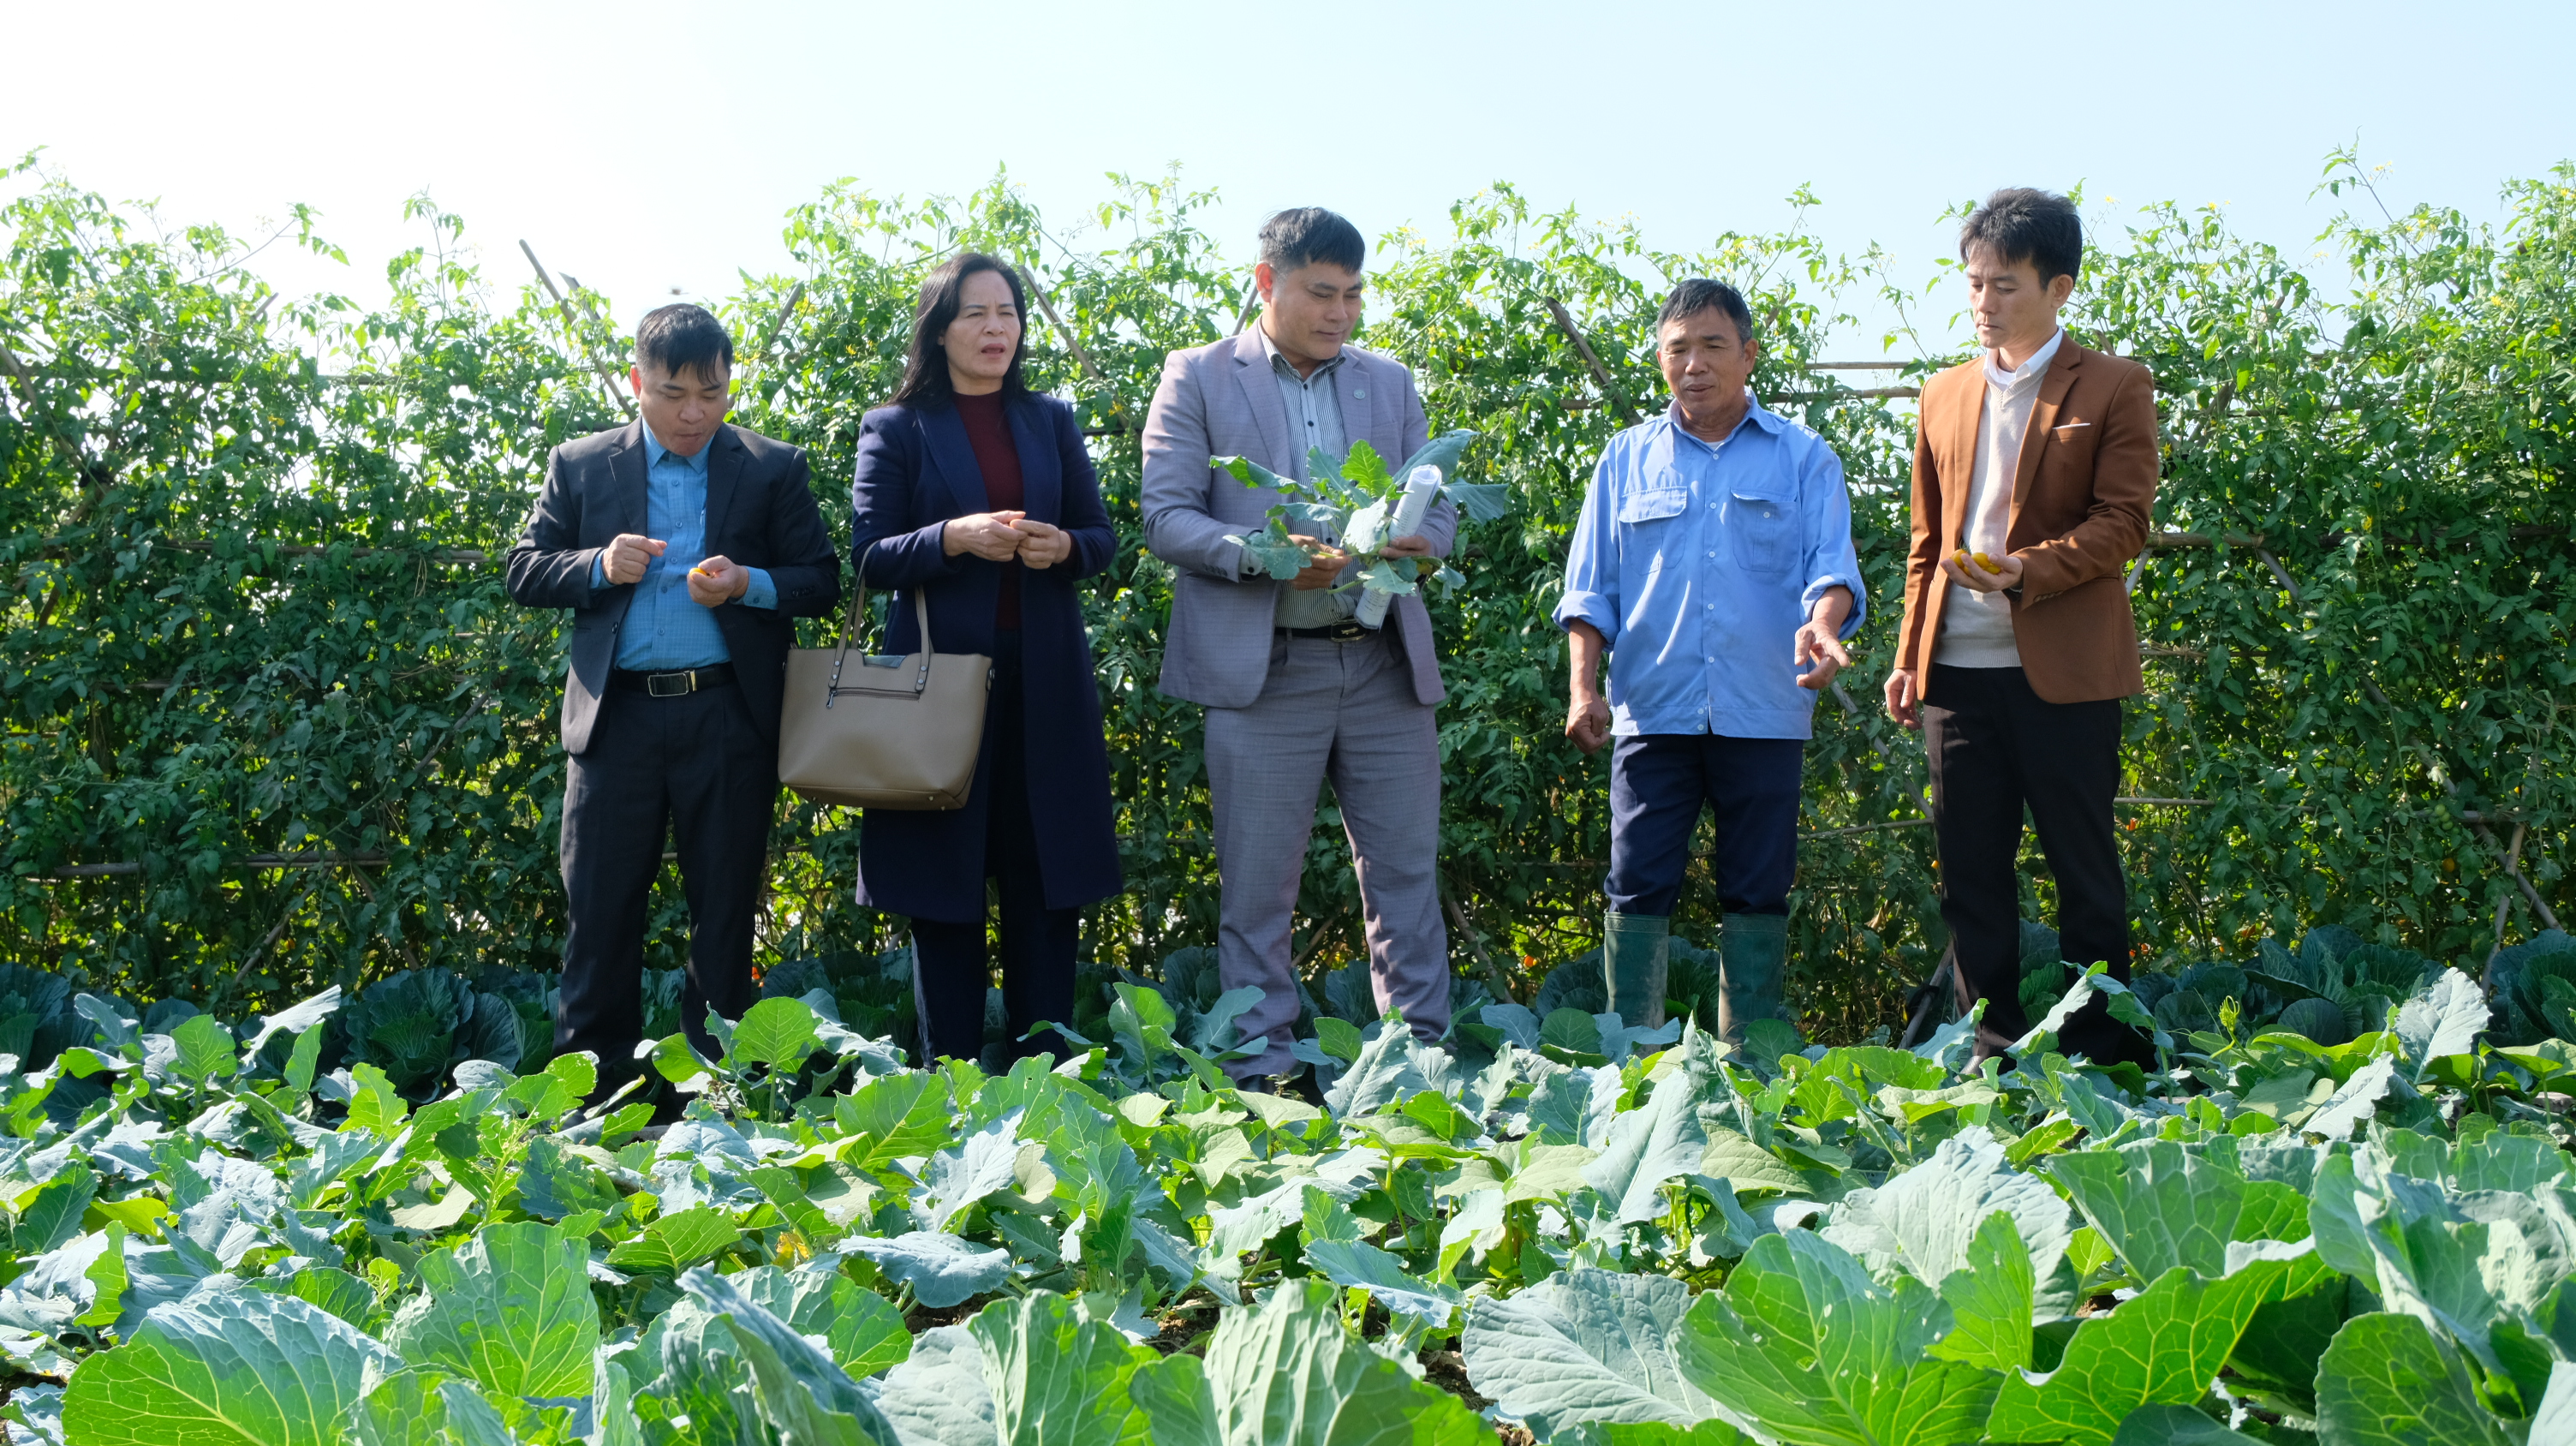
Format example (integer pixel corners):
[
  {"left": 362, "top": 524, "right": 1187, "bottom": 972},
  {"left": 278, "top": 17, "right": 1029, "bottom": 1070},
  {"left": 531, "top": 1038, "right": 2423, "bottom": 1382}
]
[{"left": 1935, "top": 327, "right": 2064, "bottom": 667}]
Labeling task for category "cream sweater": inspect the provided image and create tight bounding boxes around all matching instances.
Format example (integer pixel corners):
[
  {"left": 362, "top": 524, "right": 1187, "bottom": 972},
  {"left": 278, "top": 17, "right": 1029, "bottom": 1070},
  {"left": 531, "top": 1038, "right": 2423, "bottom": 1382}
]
[{"left": 1935, "top": 329, "right": 2063, "bottom": 668}]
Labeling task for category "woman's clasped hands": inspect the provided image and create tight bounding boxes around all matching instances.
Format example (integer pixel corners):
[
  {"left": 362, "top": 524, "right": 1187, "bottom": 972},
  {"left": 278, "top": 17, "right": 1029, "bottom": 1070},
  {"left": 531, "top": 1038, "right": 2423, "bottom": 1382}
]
[{"left": 941, "top": 510, "right": 1071, "bottom": 569}]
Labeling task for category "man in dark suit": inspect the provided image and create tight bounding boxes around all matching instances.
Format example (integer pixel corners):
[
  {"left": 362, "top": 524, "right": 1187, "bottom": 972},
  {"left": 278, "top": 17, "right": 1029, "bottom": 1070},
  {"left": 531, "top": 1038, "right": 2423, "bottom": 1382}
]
[
  {"left": 1885, "top": 189, "right": 2158, "bottom": 1067},
  {"left": 506, "top": 303, "right": 839, "bottom": 1102}
]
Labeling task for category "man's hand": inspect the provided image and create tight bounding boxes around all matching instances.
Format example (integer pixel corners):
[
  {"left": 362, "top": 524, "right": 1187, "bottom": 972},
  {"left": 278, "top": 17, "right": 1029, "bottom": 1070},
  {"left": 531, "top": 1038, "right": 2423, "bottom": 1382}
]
[
  {"left": 944, "top": 511, "right": 1029, "bottom": 561},
  {"left": 1942, "top": 547, "right": 2024, "bottom": 594},
  {"left": 1566, "top": 693, "right": 1612, "bottom": 754},
  {"left": 1011, "top": 518, "right": 1072, "bottom": 571},
  {"left": 1380, "top": 534, "right": 1434, "bottom": 560},
  {"left": 603, "top": 534, "right": 666, "bottom": 586},
  {"left": 1885, "top": 666, "right": 1922, "bottom": 730},
  {"left": 687, "top": 554, "right": 750, "bottom": 606},
  {"left": 1794, "top": 620, "right": 1852, "bottom": 690},
  {"left": 1795, "top": 585, "right": 1856, "bottom": 691},
  {"left": 1287, "top": 535, "right": 1350, "bottom": 591},
  {"left": 1565, "top": 618, "right": 1611, "bottom": 753}
]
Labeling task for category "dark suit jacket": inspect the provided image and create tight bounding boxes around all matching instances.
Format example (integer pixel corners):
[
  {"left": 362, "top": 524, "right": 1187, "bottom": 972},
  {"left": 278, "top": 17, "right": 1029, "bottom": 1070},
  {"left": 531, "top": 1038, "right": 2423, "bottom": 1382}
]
[
  {"left": 849, "top": 392, "right": 1122, "bottom": 919},
  {"left": 1897, "top": 338, "right": 2159, "bottom": 703},
  {"left": 505, "top": 421, "right": 841, "bottom": 755}
]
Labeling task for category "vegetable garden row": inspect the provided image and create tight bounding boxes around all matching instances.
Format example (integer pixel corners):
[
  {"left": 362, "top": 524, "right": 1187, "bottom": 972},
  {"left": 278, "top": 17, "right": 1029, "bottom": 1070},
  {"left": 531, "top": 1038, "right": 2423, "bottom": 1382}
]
[{"left": 0, "top": 916, "right": 2571, "bottom": 1445}]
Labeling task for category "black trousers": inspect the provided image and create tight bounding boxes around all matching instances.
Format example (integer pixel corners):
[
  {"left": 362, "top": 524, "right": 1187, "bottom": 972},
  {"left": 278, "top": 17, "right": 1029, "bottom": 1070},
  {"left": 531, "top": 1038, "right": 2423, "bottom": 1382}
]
[
  {"left": 553, "top": 676, "right": 772, "bottom": 1090},
  {"left": 1923, "top": 665, "right": 2150, "bottom": 1066},
  {"left": 909, "top": 633, "right": 1078, "bottom": 1065},
  {"left": 1605, "top": 733, "right": 1804, "bottom": 917}
]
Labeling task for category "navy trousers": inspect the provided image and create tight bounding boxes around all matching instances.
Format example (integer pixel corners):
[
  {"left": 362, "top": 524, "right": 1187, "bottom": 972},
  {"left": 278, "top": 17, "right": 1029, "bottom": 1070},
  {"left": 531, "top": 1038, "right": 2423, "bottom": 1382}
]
[
  {"left": 1606, "top": 733, "right": 1805, "bottom": 917},
  {"left": 908, "top": 633, "right": 1079, "bottom": 1065}
]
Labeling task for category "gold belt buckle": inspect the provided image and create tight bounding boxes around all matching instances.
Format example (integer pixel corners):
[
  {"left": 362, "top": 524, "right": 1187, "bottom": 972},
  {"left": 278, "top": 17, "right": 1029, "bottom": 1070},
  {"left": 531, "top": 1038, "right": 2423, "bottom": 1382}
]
[{"left": 1327, "top": 620, "right": 1368, "bottom": 642}]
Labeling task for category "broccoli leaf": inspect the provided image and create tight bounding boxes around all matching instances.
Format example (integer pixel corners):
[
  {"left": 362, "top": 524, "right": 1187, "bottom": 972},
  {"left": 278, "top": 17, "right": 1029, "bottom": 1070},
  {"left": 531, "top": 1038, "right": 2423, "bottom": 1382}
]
[
  {"left": 384, "top": 1221, "right": 601, "bottom": 1399},
  {"left": 843, "top": 1231, "right": 1013, "bottom": 1310},
  {"left": 1338, "top": 439, "right": 1394, "bottom": 493},
  {"left": 1672, "top": 1231, "right": 2000, "bottom": 1446},
  {"left": 1440, "top": 481, "right": 1512, "bottom": 522},
  {"left": 1395, "top": 429, "right": 1479, "bottom": 485},
  {"left": 63, "top": 1288, "right": 397, "bottom": 1446},
  {"left": 1128, "top": 1279, "right": 1484, "bottom": 1446},
  {"left": 1983, "top": 1252, "right": 2317, "bottom": 1446},
  {"left": 2047, "top": 1139, "right": 2247, "bottom": 1280},
  {"left": 1462, "top": 1268, "right": 1730, "bottom": 1438},
  {"left": 2314, "top": 1312, "right": 2519, "bottom": 1446}
]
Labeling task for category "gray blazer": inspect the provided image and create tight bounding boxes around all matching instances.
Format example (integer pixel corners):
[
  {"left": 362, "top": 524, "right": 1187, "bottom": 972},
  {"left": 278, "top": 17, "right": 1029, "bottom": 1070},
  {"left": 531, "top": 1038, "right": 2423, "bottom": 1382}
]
[{"left": 1140, "top": 331, "right": 1455, "bottom": 709}]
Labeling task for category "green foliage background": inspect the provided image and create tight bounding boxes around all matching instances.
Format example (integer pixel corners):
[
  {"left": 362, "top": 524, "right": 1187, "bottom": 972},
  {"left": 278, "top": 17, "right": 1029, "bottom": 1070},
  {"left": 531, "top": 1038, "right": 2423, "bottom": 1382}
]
[{"left": 3, "top": 153, "right": 2571, "bottom": 1035}]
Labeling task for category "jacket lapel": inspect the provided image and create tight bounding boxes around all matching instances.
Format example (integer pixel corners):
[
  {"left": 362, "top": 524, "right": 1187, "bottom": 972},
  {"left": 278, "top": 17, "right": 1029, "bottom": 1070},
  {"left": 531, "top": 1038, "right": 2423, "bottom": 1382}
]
[
  {"left": 1009, "top": 398, "right": 1058, "bottom": 522},
  {"left": 917, "top": 403, "right": 989, "bottom": 517},
  {"left": 1230, "top": 329, "right": 1295, "bottom": 474},
  {"left": 2012, "top": 340, "right": 2083, "bottom": 517},
  {"left": 1942, "top": 362, "right": 1981, "bottom": 549},
  {"left": 610, "top": 421, "right": 650, "bottom": 535},
  {"left": 702, "top": 425, "right": 743, "bottom": 545},
  {"left": 1333, "top": 352, "right": 1378, "bottom": 465}
]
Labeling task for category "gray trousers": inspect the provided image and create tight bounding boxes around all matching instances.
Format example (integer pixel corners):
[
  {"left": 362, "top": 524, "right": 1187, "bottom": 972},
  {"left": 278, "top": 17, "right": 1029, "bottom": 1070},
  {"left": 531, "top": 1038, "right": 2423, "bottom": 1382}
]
[{"left": 1205, "top": 632, "right": 1449, "bottom": 1078}]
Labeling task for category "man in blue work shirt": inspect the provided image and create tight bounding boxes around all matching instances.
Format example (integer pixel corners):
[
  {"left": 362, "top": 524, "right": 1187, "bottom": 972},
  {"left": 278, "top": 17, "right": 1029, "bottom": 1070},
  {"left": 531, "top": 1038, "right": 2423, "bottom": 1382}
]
[
  {"left": 1554, "top": 279, "right": 1863, "bottom": 1045},
  {"left": 506, "top": 303, "right": 840, "bottom": 1109}
]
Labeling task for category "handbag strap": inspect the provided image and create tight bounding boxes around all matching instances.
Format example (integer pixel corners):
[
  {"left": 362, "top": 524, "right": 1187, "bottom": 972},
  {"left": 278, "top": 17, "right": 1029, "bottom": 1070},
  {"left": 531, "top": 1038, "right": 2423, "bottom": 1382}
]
[{"left": 828, "top": 541, "right": 939, "bottom": 702}]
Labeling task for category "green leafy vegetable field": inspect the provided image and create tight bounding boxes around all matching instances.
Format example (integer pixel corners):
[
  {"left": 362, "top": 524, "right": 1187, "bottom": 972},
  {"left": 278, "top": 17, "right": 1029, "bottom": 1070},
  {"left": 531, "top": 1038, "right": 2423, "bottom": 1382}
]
[{"left": 0, "top": 928, "right": 2571, "bottom": 1446}]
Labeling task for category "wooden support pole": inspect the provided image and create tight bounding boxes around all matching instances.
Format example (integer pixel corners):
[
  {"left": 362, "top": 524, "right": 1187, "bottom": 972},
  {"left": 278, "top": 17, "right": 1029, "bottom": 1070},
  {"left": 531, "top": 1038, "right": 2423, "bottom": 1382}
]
[
  {"left": 1541, "top": 298, "right": 1639, "bottom": 426},
  {"left": 747, "top": 281, "right": 808, "bottom": 369},
  {"left": 1444, "top": 887, "right": 1520, "bottom": 1003},
  {"left": 518, "top": 241, "right": 637, "bottom": 421},
  {"left": 1233, "top": 275, "right": 1262, "bottom": 337}
]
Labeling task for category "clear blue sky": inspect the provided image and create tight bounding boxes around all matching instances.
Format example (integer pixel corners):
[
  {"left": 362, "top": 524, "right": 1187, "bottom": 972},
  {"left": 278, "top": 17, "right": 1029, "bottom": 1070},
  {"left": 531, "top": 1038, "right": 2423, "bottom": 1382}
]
[{"left": 6, "top": 0, "right": 2572, "bottom": 356}]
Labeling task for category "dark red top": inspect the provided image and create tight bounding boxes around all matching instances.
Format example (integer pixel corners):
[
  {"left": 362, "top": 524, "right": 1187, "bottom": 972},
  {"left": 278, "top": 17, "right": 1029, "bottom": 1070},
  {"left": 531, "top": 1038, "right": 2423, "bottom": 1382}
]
[{"left": 952, "top": 390, "right": 1024, "bottom": 628}]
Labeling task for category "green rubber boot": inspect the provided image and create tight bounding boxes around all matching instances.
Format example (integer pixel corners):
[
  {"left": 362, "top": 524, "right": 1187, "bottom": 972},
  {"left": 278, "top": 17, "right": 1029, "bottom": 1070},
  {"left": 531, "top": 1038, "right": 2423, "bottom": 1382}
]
[
  {"left": 1603, "top": 911, "right": 1670, "bottom": 1030},
  {"left": 1718, "top": 912, "right": 1792, "bottom": 1049}
]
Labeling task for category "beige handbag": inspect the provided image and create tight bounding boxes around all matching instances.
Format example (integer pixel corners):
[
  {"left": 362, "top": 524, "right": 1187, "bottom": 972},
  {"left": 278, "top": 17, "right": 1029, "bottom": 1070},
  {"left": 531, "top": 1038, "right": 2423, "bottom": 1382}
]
[{"left": 778, "top": 557, "right": 991, "bottom": 810}]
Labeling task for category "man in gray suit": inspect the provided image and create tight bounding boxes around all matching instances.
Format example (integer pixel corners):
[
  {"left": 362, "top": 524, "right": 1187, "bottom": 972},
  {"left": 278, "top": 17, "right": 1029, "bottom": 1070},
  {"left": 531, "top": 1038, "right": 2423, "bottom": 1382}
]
[{"left": 1142, "top": 207, "right": 1458, "bottom": 1084}]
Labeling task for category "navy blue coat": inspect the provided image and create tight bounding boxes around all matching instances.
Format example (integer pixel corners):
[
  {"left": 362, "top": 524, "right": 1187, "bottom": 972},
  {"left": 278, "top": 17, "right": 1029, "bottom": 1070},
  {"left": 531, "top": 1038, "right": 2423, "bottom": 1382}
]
[{"left": 849, "top": 392, "right": 1123, "bottom": 920}]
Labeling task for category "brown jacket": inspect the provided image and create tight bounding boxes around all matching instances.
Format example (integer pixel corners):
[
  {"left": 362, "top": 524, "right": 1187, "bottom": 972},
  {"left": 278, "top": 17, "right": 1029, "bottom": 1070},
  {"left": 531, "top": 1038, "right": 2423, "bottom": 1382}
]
[{"left": 1896, "top": 338, "right": 2159, "bottom": 703}]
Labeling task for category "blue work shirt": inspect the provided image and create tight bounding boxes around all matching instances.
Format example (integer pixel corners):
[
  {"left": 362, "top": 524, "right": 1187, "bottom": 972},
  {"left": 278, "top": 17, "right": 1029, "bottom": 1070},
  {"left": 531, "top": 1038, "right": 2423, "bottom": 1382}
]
[
  {"left": 589, "top": 421, "right": 778, "bottom": 670},
  {"left": 1553, "top": 393, "right": 1865, "bottom": 739}
]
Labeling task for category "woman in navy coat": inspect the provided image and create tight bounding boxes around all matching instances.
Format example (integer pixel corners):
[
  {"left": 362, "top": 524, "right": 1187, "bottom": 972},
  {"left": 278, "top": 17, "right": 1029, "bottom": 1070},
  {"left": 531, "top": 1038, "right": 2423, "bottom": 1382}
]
[{"left": 850, "top": 252, "right": 1122, "bottom": 1064}]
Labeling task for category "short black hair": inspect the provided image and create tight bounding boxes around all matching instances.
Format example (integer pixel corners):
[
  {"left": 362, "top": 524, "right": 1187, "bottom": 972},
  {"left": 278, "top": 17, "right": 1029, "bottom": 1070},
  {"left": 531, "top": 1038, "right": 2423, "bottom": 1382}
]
[
  {"left": 1655, "top": 278, "right": 1756, "bottom": 347},
  {"left": 888, "top": 252, "right": 1032, "bottom": 409},
  {"left": 635, "top": 303, "right": 734, "bottom": 381},
  {"left": 1959, "top": 188, "right": 2084, "bottom": 285},
  {"left": 1258, "top": 207, "right": 1365, "bottom": 276}
]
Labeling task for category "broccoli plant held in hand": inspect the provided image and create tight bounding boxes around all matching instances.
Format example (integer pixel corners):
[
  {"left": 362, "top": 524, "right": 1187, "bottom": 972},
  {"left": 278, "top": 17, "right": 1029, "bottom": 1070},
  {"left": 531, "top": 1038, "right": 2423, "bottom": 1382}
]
[{"left": 1213, "top": 430, "right": 1507, "bottom": 620}]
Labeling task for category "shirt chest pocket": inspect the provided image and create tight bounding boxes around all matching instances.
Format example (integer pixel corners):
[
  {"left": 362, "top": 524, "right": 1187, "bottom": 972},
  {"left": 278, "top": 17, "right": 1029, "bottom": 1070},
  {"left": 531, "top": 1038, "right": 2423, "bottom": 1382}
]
[
  {"left": 1727, "top": 489, "right": 1794, "bottom": 576},
  {"left": 1617, "top": 485, "right": 1689, "bottom": 526}
]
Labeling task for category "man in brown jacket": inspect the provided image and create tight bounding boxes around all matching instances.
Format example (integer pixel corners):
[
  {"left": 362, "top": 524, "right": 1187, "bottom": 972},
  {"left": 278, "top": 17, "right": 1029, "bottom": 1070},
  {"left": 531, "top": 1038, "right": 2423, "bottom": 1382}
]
[{"left": 1885, "top": 188, "right": 2157, "bottom": 1067}]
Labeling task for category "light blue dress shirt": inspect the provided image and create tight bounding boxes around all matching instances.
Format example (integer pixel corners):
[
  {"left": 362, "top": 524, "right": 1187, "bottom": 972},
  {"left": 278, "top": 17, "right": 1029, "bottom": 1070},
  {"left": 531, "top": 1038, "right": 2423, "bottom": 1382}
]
[
  {"left": 1553, "top": 393, "right": 1865, "bottom": 739},
  {"left": 588, "top": 422, "right": 777, "bottom": 671}
]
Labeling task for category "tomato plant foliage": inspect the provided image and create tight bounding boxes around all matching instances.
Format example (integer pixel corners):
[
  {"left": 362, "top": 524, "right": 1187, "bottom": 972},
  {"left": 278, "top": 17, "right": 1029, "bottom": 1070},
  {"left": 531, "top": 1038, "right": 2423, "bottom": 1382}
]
[{"left": 7, "top": 157, "right": 2576, "bottom": 1031}]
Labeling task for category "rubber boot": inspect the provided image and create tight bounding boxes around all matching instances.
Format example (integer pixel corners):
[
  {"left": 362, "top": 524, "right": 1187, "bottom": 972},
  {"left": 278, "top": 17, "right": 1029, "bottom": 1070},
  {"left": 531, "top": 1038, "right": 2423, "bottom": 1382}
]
[
  {"left": 1602, "top": 911, "right": 1670, "bottom": 1030},
  {"left": 1717, "top": 911, "right": 1792, "bottom": 1049}
]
